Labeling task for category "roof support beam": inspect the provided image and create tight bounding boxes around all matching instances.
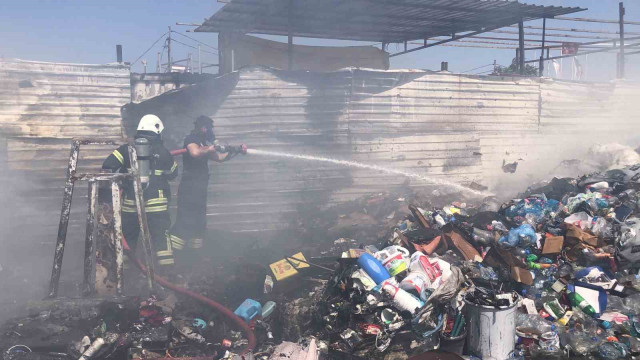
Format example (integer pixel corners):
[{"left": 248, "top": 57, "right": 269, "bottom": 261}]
[
  {"left": 287, "top": 0, "right": 293, "bottom": 70},
  {"left": 389, "top": 24, "right": 506, "bottom": 57},
  {"left": 524, "top": 41, "right": 640, "bottom": 63}
]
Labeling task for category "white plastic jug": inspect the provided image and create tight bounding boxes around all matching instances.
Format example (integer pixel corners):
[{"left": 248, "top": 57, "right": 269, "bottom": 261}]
[{"left": 375, "top": 246, "right": 410, "bottom": 276}]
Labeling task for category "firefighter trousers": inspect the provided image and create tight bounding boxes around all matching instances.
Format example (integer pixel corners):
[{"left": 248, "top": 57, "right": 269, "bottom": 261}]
[
  {"left": 122, "top": 210, "right": 174, "bottom": 266},
  {"left": 169, "top": 173, "right": 209, "bottom": 251}
]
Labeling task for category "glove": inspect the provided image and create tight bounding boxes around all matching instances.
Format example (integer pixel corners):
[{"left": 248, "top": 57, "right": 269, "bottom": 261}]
[{"left": 228, "top": 144, "right": 248, "bottom": 155}]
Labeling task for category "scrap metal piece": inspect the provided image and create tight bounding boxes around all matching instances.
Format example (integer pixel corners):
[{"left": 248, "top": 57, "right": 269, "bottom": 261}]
[
  {"left": 48, "top": 140, "right": 80, "bottom": 298},
  {"left": 111, "top": 181, "right": 125, "bottom": 295},
  {"left": 82, "top": 180, "right": 99, "bottom": 297}
]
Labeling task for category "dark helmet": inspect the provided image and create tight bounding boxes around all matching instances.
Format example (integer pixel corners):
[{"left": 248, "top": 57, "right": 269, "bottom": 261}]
[{"left": 194, "top": 115, "right": 215, "bottom": 142}]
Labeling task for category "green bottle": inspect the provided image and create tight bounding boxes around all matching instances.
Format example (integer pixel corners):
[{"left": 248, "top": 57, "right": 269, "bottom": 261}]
[{"left": 568, "top": 291, "right": 596, "bottom": 317}]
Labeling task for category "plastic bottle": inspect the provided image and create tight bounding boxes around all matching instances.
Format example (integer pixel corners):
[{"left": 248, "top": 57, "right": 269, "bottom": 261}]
[
  {"left": 568, "top": 333, "right": 599, "bottom": 354},
  {"left": 357, "top": 253, "right": 391, "bottom": 284},
  {"left": 262, "top": 301, "right": 276, "bottom": 319},
  {"left": 598, "top": 341, "right": 628, "bottom": 360},
  {"left": 380, "top": 279, "right": 424, "bottom": 314},
  {"left": 568, "top": 291, "right": 597, "bottom": 317}
]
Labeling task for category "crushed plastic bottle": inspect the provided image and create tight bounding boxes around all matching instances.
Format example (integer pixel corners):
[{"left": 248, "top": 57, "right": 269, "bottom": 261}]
[
  {"left": 566, "top": 333, "right": 600, "bottom": 355},
  {"left": 597, "top": 341, "right": 628, "bottom": 360}
]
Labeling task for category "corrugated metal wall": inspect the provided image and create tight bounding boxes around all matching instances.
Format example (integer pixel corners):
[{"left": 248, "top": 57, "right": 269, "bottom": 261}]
[
  {"left": 125, "top": 67, "right": 640, "bottom": 236},
  {"left": 0, "top": 59, "right": 130, "bottom": 232},
  {"left": 3, "top": 62, "right": 639, "bottom": 239}
]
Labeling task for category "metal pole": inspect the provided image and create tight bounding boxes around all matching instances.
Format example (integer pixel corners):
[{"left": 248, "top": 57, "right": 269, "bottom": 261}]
[
  {"left": 547, "top": 47, "right": 551, "bottom": 76},
  {"left": 156, "top": 52, "right": 161, "bottom": 72},
  {"left": 167, "top": 26, "right": 172, "bottom": 73},
  {"left": 287, "top": 0, "right": 293, "bottom": 71},
  {"left": 619, "top": 2, "right": 626, "bottom": 78},
  {"left": 539, "top": 18, "right": 546, "bottom": 77},
  {"left": 111, "top": 181, "right": 124, "bottom": 295},
  {"left": 116, "top": 45, "right": 123, "bottom": 63},
  {"left": 218, "top": 33, "right": 225, "bottom": 74},
  {"left": 127, "top": 145, "right": 155, "bottom": 292},
  {"left": 518, "top": 19, "right": 525, "bottom": 75},
  {"left": 82, "top": 180, "right": 98, "bottom": 297},
  {"left": 198, "top": 44, "right": 202, "bottom": 74},
  {"left": 48, "top": 140, "right": 80, "bottom": 298}
]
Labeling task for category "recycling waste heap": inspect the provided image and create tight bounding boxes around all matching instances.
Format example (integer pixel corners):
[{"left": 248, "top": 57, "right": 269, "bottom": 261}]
[{"left": 6, "top": 163, "right": 640, "bottom": 359}]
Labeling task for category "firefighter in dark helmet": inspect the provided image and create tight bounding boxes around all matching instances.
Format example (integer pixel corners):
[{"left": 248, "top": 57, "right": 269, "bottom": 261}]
[
  {"left": 169, "top": 115, "right": 246, "bottom": 254},
  {"left": 102, "top": 114, "right": 178, "bottom": 267}
]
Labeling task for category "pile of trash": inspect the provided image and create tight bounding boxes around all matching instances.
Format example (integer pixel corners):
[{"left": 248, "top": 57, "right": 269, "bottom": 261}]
[
  {"left": 7, "top": 162, "right": 640, "bottom": 359},
  {"left": 282, "top": 163, "right": 640, "bottom": 359}
]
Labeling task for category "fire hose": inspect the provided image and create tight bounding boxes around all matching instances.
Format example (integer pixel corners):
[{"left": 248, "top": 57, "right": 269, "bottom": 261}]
[
  {"left": 170, "top": 144, "right": 247, "bottom": 156},
  {"left": 121, "top": 237, "right": 256, "bottom": 356}
]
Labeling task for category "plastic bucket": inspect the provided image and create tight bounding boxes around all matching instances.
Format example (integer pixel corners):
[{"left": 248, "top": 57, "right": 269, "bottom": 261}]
[
  {"left": 440, "top": 328, "right": 466, "bottom": 355},
  {"left": 464, "top": 297, "right": 518, "bottom": 360}
]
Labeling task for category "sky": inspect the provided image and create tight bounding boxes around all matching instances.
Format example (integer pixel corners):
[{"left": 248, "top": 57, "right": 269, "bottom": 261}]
[{"left": 0, "top": 0, "right": 638, "bottom": 81}]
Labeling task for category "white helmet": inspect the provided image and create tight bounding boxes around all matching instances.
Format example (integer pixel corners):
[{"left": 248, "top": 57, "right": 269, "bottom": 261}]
[{"left": 137, "top": 114, "right": 164, "bottom": 134}]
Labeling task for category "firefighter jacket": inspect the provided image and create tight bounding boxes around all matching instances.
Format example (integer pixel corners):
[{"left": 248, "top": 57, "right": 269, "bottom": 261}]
[{"left": 102, "top": 136, "right": 178, "bottom": 213}]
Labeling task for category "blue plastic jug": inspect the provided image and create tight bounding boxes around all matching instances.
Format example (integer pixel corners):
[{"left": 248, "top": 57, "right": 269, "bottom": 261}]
[
  {"left": 358, "top": 253, "right": 391, "bottom": 284},
  {"left": 234, "top": 299, "right": 262, "bottom": 322}
]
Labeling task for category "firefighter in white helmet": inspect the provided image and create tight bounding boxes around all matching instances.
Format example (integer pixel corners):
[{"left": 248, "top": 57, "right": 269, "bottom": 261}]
[{"left": 102, "top": 114, "right": 178, "bottom": 267}]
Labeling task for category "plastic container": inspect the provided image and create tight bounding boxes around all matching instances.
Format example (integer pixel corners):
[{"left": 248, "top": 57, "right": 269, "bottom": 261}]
[
  {"left": 380, "top": 279, "right": 424, "bottom": 314},
  {"left": 400, "top": 271, "right": 429, "bottom": 301},
  {"left": 234, "top": 299, "right": 262, "bottom": 323},
  {"left": 262, "top": 301, "right": 276, "bottom": 319},
  {"left": 409, "top": 252, "right": 452, "bottom": 288},
  {"left": 375, "top": 246, "right": 410, "bottom": 276},
  {"left": 465, "top": 295, "right": 518, "bottom": 360},
  {"left": 440, "top": 328, "right": 467, "bottom": 355},
  {"left": 358, "top": 253, "right": 391, "bottom": 284}
]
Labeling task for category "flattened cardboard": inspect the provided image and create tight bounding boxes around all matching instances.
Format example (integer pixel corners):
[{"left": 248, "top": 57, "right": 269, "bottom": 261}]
[
  {"left": 542, "top": 236, "right": 564, "bottom": 254},
  {"left": 565, "top": 223, "right": 599, "bottom": 247},
  {"left": 511, "top": 266, "right": 533, "bottom": 285}
]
